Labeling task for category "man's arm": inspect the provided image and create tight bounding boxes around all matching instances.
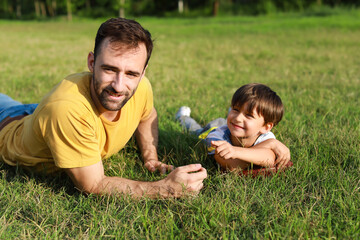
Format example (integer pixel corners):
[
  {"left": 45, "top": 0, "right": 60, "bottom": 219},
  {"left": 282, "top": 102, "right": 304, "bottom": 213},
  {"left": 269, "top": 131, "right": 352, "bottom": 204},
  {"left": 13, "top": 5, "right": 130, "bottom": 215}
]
[
  {"left": 212, "top": 141, "right": 276, "bottom": 171},
  {"left": 65, "top": 161, "right": 207, "bottom": 198},
  {"left": 135, "top": 107, "right": 173, "bottom": 173}
]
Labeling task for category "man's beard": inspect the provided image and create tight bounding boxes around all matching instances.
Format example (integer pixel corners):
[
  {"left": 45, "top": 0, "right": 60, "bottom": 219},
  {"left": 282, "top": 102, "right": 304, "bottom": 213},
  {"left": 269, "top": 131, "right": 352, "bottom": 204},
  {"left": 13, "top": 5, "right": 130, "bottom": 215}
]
[{"left": 93, "top": 74, "right": 134, "bottom": 111}]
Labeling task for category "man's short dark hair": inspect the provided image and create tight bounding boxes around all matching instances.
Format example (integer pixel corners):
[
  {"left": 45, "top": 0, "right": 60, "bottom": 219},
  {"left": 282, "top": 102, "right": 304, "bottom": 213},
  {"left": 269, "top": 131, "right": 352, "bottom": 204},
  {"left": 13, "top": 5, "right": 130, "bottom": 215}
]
[
  {"left": 231, "top": 83, "right": 284, "bottom": 126},
  {"left": 94, "top": 18, "right": 153, "bottom": 67}
]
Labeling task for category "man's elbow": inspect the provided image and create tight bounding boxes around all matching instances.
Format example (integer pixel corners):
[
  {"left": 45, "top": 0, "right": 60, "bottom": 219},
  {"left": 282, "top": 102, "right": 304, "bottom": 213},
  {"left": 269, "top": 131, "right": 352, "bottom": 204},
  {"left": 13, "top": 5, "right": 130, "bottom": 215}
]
[
  {"left": 71, "top": 181, "right": 102, "bottom": 195},
  {"left": 66, "top": 173, "right": 105, "bottom": 195}
]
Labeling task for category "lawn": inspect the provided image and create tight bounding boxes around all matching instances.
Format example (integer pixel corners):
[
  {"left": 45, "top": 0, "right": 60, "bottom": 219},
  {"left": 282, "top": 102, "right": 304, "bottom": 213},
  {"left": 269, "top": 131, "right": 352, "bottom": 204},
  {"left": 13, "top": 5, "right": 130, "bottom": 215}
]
[{"left": 0, "top": 11, "right": 359, "bottom": 239}]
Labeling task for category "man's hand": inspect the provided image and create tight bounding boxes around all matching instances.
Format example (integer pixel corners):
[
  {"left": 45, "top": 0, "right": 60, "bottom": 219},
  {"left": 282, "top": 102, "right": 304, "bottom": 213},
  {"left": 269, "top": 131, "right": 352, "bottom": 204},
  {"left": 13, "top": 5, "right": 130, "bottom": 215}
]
[
  {"left": 144, "top": 160, "right": 174, "bottom": 174},
  {"left": 212, "top": 140, "right": 237, "bottom": 160},
  {"left": 270, "top": 139, "right": 291, "bottom": 168},
  {"left": 163, "top": 164, "right": 207, "bottom": 197}
]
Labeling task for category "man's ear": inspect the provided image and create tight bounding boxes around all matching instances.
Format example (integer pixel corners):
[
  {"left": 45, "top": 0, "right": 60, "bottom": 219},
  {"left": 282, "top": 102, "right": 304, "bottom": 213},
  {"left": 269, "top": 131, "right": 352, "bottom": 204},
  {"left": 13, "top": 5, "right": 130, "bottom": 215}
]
[
  {"left": 87, "top": 52, "right": 95, "bottom": 73},
  {"left": 260, "top": 122, "right": 274, "bottom": 134}
]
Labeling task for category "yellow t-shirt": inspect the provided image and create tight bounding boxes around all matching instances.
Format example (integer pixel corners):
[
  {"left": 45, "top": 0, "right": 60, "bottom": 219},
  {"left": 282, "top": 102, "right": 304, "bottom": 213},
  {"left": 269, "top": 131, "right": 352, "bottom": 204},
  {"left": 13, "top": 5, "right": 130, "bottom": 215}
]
[{"left": 0, "top": 72, "right": 153, "bottom": 174}]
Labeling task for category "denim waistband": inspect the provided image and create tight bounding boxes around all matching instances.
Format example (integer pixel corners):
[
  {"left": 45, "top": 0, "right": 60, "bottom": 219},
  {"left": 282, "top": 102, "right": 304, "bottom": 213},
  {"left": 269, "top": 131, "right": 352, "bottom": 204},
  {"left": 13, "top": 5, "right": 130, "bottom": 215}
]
[{"left": 0, "top": 104, "right": 38, "bottom": 123}]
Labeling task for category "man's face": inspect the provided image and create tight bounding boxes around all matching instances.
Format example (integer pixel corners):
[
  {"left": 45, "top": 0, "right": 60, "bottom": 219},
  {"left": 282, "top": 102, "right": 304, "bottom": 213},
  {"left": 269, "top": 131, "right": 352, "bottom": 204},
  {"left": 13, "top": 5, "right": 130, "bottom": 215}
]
[{"left": 88, "top": 38, "right": 147, "bottom": 117}]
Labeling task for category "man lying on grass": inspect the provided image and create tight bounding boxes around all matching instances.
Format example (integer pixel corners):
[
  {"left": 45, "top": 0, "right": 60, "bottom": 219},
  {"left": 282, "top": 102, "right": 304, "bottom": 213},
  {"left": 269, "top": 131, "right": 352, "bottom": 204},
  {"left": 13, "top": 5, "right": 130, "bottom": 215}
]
[
  {"left": 0, "top": 18, "right": 207, "bottom": 198},
  {"left": 176, "top": 83, "right": 292, "bottom": 176}
]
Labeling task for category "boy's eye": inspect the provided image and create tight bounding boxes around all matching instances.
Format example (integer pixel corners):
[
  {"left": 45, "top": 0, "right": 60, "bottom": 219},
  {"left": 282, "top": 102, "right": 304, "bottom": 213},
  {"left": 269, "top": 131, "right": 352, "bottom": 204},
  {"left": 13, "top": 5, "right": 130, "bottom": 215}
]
[{"left": 246, "top": 113, "right": 254, "bottom": 118}]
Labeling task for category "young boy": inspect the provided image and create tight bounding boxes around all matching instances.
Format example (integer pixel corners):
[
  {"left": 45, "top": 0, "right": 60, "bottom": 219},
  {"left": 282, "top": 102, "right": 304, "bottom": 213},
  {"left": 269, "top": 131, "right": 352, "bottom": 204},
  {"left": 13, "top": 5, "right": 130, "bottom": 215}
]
[{"left": 176, "top": 83, "right": 292, "bottom": 174}]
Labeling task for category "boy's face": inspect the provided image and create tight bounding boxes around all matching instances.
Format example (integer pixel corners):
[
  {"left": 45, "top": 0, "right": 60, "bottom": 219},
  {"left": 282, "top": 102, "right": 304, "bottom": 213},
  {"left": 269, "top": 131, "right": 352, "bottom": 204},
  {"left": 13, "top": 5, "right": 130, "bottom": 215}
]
[{"left": 227, "top": 104, "right": 272, "bottom": 147}]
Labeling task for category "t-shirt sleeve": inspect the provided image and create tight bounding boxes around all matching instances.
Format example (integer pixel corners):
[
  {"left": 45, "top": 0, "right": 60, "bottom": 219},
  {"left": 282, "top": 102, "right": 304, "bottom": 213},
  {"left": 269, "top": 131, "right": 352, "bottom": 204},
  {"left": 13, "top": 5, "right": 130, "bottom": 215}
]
[
  {"left": 38, "top": 101, "right": 101, "bottom": 168},
  {"left": 205, "top": 125, "right": 230, "bottom": 155},
  {"left": 139, "top": 77, "right": 154, "bottom": 121},
  {"left": 253, "top": 132, "right": 276, "bottom": 146}
]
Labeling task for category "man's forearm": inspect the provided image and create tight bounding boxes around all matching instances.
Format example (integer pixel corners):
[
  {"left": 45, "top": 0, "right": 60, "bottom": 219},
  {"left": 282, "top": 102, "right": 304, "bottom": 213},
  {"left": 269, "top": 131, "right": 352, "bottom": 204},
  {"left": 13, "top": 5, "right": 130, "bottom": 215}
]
[
  {"left": 135, "top": 108, "right": 159, "bottom": 163},
  {"left": 66, "top": 161, "right": 206, "bottom": 199},
  {"left": 93, "top": 176, "right": 176, "bottom": 199}
]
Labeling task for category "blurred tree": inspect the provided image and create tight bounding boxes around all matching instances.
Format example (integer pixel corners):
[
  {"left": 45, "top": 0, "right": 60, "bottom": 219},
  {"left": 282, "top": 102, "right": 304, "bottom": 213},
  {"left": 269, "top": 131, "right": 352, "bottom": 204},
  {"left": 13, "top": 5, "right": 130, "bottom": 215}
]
[
  {"left": 16, "top": 0, "right": 21, "bottom": 18},
  {"left": 212, "top": 0, "right": 219, "bottom": 16},
  {"left": 46, "top": 0, "right": 56, "bottom": 17},
  {"left": 34, "top": 0, "right": 40, "bottom": 17},
  {"left": 178, "top": 0, "right": 184, "bottom": 13},
  {"left": 86, "top": 0, "right": 91, "bottom": 10},
  {"left": 1, "top": 0, "right": 360, "bottom": 19},
  {"left": 119, "top": 0, "right": 125, "bottom": 17},
  {"left": 66, "top": 0, "right": 72, "bottom": 20},
  {"left": 40, "top": 0, "right": 47, "bottom": 17}
]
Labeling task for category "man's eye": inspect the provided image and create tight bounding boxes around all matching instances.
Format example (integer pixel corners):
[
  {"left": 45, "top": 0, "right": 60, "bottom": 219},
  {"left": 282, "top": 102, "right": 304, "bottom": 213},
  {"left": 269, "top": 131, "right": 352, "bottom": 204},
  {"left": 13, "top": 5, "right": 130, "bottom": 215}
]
[
  {"left": 104, "top": 68, "right": 115, "bottom": 72},
  {"left": 127, "top": 72, "right": 138, "bottom": 77}
]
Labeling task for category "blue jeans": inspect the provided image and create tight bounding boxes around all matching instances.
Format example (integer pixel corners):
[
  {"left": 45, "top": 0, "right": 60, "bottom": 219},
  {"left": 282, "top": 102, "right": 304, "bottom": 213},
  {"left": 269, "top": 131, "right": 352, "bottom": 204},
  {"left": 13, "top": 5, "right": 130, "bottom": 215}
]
[
  {"left": 0, "top": 94, "right": 38, "bottom": 123},
  {"left": 178, "top": 116, "right": 227, "bottom": 136}
]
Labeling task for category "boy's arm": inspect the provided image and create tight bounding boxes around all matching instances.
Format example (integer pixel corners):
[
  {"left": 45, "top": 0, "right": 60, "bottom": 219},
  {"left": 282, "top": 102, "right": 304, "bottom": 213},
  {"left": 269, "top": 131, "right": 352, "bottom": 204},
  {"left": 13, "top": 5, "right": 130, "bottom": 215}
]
[
  {"left": 211, "top": 141, "right": 276, "bottom": 171},
  {"left": 253, "top": 139, "right": 291, "bottom": 168}
]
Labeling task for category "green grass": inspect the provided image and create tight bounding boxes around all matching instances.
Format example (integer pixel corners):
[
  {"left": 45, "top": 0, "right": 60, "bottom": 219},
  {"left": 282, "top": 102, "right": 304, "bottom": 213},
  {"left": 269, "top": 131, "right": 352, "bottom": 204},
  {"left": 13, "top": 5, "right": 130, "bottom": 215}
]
[{"left": 0, "top": 12, "right": 359, "bottom": 238}]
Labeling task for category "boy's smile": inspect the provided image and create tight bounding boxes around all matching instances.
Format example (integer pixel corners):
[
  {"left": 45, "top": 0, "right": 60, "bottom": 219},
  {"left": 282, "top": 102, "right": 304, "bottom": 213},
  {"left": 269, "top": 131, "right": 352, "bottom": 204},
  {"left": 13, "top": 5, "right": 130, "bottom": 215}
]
[{"left": 227, "top": 104, "right": 272, "bottom": 147}]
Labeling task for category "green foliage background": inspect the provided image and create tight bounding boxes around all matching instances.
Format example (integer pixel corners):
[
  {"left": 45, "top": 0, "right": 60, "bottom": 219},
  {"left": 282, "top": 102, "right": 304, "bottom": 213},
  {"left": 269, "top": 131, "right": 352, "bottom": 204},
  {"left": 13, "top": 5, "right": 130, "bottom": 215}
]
[
  {"left": 0, "top": 10, "right": 359, "bottom": 239},
  {"left": 1, "top": 0, "right": 360, "bottom": 19}
]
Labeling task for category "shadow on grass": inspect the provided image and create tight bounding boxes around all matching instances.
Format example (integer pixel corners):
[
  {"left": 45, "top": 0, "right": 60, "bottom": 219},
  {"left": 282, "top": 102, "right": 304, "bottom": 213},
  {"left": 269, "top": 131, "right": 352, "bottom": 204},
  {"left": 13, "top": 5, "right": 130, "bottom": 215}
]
[
  {"left": 0, "top": 127, "right": 219, "bottom": 197},
  {"left": 0, "top": 162, "right": 80, "bottom": 196},
  {"left": 158, "top": 127, "right": 219, "bottom": 172}
]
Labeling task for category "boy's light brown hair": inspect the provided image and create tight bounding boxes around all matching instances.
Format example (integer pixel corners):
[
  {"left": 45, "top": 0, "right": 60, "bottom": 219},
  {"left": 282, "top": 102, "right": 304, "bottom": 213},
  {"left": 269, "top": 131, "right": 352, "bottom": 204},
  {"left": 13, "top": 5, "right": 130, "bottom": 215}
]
[{"left": 231, "top": 83, "right": 284, "bottom": 126}]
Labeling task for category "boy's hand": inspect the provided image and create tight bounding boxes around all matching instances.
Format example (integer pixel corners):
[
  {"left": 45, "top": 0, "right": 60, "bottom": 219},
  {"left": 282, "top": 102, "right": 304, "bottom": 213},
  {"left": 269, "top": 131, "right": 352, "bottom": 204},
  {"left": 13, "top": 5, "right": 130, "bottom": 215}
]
[
  {"left": 211, "top": 140, "right": 237, "bottom": 160},
  {"left": 271, "top": 140, "right": 291, "bottom": 168}
]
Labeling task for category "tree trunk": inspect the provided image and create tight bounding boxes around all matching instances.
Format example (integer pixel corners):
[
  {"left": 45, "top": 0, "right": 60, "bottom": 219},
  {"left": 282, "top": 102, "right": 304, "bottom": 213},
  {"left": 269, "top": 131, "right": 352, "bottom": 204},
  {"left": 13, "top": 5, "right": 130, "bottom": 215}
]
[
  {"left": 16, "top": 0, "right": 21, "bottom": 18},
  {"left": 86, "top": 0, "right": 91, "bottom": 10},
  {"left": 7, "top": 0, "right": 13, "bottom": 15},
  {"left": 66, "top": 0, "right": 72, "bottom": 21},
  {"left": 34, "top": 0, "right": 40, "bottom": 17},
  {"left": 178, "top": 0, "right": 184, "bottom": 13},
  {"left": 3, "top": 0, "right": 8, "bottom": 15},
  {"left": 40, "top": 1, "right": 47, "bottom": 17},
  {"left": 52, "top": 0, "right": 57, "bottom": 16},
  {"left": 317, "top": 0, "right": 322, "bottom": 6},
  {"left": 212, "top": 0, "right": 219, "bottom": 17},
  {"left": 119, "top": 0, "right": 125, "bottom": 18},
  {"left": 46, "top": 0, "right": 54, "bottom": 17}
]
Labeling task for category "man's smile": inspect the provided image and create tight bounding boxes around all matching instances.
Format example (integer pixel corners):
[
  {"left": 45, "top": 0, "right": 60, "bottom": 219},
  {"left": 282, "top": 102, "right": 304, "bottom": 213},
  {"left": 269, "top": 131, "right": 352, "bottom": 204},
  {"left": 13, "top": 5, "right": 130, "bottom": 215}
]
[{"left": 105, "top": 89, "right": 123, "bottom": 98}]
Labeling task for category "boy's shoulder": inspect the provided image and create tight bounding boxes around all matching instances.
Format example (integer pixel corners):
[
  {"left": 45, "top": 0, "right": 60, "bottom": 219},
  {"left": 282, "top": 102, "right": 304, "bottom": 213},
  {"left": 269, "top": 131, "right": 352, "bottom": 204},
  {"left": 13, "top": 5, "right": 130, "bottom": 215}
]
[
  {"left": 204, "top": 125, "right": 230, "bottom": 140},
  {"left": 203, "top": 125, "right": 231, "bottom": 155},
  {"left": 254, "top": 132, "right": 276, "bottom": 146}
]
